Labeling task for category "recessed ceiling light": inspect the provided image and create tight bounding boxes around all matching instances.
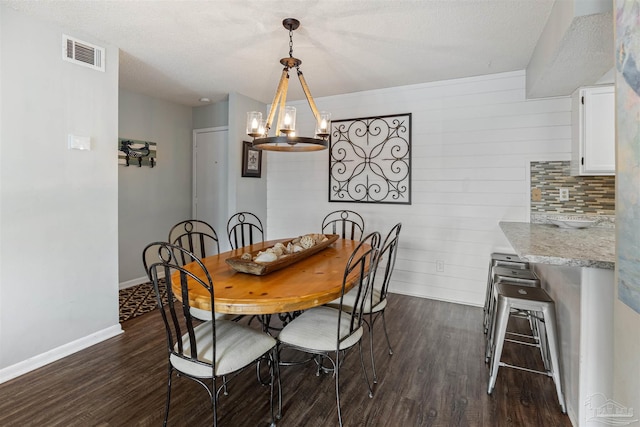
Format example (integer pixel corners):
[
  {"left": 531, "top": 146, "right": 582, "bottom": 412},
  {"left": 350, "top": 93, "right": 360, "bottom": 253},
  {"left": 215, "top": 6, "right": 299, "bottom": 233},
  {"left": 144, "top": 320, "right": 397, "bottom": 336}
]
[{"left": 199, "top": 97, "right": 210, "bottom": 103}]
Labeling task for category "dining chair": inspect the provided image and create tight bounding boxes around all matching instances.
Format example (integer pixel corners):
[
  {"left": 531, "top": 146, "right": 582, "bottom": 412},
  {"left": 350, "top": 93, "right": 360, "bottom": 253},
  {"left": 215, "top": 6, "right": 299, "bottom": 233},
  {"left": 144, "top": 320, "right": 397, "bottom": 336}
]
[
  {"left": 321, "top": 209, "right": 365, "bottom": 240},
  {"left": 326, "top": 223, "right": 402, "bottom": 384},
  {"left": 227, "top": 212, "right": 264, "bottom": 249},
  {"left": 168, "top": 219, "right": 230, "bottom": 321},
  {"left": 277, "top": 231, "right": 380, "bottom": 427},
  {"left": 142, "top": 242, "right": 281, "bottom": 427},
  {"left": 168, "top": 219, "right": 220, "bottom": 262}
]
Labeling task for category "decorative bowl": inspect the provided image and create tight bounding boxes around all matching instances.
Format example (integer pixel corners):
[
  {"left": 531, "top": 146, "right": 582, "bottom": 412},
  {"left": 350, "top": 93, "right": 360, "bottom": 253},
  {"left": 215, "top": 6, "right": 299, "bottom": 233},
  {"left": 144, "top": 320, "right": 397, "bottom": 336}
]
[
  {"left": 549, "top": 219, "right": 596, "bottom": 229},
  {"left": 225, "top": 234, "right": 339, "bottom": 275}
]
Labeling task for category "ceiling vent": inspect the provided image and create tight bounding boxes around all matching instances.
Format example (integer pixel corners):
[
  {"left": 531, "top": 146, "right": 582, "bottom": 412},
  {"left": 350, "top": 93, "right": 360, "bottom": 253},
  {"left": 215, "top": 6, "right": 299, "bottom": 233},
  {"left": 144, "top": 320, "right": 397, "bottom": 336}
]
[{"left": 62, "top": 35, "right": 105, "bottom": 72}]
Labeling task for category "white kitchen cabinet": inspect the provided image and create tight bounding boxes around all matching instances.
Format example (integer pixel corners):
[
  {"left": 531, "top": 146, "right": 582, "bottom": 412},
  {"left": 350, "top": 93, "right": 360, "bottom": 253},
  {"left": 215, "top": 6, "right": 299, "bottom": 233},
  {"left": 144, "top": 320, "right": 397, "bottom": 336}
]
[{"left": 571, "top": 85, "right": 615, "bottom": 176}]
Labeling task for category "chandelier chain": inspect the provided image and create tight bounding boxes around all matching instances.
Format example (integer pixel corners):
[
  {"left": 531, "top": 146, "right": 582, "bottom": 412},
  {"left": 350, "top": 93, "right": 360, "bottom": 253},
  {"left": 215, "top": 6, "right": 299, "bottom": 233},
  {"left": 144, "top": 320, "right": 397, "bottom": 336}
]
[{"left": 289, "top": 28, "right": 294, "bottom": 59}]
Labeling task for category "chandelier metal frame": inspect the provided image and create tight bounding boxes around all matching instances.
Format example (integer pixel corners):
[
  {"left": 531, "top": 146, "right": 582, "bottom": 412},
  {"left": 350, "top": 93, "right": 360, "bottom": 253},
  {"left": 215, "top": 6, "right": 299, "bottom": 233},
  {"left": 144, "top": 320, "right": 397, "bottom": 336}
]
[{"left": 248, "top": 18, "right": 329, "bottom": 152}]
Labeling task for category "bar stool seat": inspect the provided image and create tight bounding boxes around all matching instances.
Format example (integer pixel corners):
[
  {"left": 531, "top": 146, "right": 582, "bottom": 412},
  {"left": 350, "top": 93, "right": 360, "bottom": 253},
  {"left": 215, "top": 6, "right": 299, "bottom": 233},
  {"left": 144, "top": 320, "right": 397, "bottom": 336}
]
[
  {"left": 485, "top": 266, "right": 540, "bottom": 358},
  {"left": 487, "top": 282, "right": 566, "bottom": 414},
  {"left": 493, "top": 265, "right": 537, "bottom": 281},
  {"left": 485, "top": 275, "right": 544, "bottom": 365}
]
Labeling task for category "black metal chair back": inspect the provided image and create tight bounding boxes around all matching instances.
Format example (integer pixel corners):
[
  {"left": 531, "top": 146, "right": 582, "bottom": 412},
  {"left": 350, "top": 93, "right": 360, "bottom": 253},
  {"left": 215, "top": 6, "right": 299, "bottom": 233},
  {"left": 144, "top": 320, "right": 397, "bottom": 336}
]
[
  {"left": 168, "top": 219, "right": 220, "bottom": 265},
  {"left": 227, "top": 212, "right": 264, "bottom": 249},
  {"left": 371, "top": 223, "right": 402, "bottom": 302},
  {"left": 335, "top": 231, "right": 380, "bottom": 348},
  {"left": 322, "top": 210, "right": 365, "bottom": 240},
  {"left": 142, "top": 242, "right": 216, "bottom": 369}
]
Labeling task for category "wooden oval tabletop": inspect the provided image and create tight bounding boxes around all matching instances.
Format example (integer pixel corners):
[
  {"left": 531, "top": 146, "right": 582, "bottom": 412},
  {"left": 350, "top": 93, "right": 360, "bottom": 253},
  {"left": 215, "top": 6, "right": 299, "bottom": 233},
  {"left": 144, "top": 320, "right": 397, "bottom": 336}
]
[{"left": 174, "top": 238, "right": 366, "bottom": 315}]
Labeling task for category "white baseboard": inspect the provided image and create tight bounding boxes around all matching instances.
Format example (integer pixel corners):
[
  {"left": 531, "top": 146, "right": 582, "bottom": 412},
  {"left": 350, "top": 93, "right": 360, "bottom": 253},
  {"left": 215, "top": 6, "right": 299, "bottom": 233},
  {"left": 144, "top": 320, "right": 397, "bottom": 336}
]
[
  {"left": 390, "top": 288, "right": 481, "bottom": 307},
  {"left": 119, "top": 272, "right": 166, "bottom": 290},
  {"left": 119, "top": 276, "right": 149, "bottom": 289},
  {"left": 0, "top": 324, "right": 123, "bottom": 384},
  {"left": 389, "top": 283, "right": 483, "bottom": 308}
]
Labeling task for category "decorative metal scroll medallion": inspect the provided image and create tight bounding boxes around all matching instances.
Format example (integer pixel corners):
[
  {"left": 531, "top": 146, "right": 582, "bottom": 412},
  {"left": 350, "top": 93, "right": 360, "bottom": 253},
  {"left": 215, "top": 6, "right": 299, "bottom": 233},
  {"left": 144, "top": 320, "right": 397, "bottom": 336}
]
[{"left": 329, "top": 113, "right": 411, "bottom": 204}]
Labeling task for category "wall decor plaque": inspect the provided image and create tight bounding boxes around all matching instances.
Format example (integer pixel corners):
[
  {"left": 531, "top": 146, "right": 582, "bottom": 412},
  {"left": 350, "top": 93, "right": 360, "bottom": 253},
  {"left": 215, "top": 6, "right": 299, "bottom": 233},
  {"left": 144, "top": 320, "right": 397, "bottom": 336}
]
[
  {"left": 118, "top": 138, "right": 156, "bottom": 167},
  {"left": 329, "top": 113, "right": 411, "bottom": 204}
]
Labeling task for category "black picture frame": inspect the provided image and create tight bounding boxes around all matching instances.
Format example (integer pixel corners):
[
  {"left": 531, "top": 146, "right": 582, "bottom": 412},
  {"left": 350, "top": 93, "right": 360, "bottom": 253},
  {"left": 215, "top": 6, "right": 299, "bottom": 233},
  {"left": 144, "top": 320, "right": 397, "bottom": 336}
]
[{"left": 242, "top": 141, "right": 262, "bottom": 178}]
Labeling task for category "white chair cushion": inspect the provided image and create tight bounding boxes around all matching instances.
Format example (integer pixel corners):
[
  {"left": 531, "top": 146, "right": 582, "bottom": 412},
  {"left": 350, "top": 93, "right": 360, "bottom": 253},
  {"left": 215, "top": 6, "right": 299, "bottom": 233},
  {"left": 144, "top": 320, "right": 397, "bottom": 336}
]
[
  {"left": 170, "top": 319, "right": 276, "bottom": 378},
  {"left": 370, "top": 296, "right": 387, "bottom": 313},
  {"left": 326, "top": 288, "right": 387, "bottom": 314},
  {"left": 278, "top": 306, "right": 363, "bottom": 351}
]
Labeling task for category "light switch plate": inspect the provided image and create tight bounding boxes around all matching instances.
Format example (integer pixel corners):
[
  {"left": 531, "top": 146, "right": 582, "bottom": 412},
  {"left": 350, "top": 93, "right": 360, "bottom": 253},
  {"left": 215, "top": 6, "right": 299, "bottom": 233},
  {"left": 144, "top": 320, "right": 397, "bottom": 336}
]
[{"left": 68, "top": 134, "right": 91, "bottom": 150}]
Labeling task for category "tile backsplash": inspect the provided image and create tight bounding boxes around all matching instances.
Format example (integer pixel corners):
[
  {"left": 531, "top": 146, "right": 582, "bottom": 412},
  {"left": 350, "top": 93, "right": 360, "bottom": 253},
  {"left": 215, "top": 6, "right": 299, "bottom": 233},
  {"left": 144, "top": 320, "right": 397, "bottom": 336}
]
[{"left": 530, "top": 161, "right": 615, "bottom": 222}]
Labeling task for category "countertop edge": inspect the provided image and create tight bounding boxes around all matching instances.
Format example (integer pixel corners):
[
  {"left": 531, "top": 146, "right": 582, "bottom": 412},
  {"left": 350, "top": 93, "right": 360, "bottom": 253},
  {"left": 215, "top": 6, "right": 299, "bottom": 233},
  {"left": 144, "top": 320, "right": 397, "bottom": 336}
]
[{"left": 499, "top": 221, "right": 615, "bottom": 270}]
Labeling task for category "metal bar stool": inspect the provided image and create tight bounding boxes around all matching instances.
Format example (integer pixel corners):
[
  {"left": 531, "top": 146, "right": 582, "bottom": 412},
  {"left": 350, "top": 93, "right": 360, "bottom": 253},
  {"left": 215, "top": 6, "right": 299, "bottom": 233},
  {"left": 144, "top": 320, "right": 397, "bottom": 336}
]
[
  {"left": 483, "top": 253, "right": 529, "bottom": 333},
  {"left": 485, "top": 266, "right": 541, "bottom": 363},
  {"left": 487, "top": 281, "right": 566, "bottom": 414}
]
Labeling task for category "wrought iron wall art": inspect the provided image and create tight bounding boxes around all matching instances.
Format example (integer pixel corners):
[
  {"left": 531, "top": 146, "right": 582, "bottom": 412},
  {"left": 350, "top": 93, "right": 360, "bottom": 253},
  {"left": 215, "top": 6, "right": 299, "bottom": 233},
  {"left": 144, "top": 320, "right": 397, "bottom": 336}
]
[
  {"left": 118, "top": 138, "right": 157, "bottom": 167},
  {"left": 329, "top": 113, "right": 411, "bottom": 204}
]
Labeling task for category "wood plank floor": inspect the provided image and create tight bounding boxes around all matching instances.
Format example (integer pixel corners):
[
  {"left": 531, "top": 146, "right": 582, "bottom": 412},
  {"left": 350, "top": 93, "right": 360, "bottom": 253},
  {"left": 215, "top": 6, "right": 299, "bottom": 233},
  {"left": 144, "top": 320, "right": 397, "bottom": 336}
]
[{"left": 0, "top": 295, "right": 572, "bottom": 426}]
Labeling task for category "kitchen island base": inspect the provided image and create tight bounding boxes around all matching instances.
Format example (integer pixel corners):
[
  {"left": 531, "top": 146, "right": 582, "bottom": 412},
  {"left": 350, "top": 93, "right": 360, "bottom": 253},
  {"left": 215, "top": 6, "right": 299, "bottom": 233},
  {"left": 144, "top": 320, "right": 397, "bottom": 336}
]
[{"left": 499, "top": 221, "right": 615, "bottom": 427}]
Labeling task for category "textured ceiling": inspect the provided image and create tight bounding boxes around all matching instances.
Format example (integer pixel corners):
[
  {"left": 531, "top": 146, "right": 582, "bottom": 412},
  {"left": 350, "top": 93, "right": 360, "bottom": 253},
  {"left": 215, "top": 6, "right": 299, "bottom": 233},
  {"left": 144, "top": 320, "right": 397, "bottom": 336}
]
[{"left": 5, "top": 0, "right": 560, "bottom": 106}]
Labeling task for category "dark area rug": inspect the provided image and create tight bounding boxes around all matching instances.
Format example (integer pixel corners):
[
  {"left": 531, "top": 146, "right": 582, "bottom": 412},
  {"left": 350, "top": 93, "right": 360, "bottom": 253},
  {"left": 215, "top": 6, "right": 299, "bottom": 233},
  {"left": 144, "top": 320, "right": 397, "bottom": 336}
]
[{"left": 118, "top": 279, "right": 168, "bottom": 323}]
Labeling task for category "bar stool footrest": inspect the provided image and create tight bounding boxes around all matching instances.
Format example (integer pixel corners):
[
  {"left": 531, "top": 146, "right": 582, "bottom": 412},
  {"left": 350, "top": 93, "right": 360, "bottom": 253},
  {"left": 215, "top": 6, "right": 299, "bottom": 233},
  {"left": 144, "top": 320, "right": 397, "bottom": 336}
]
[
  {"left": 506, "top": 331, "right": 539, "bottom": 341},
  {"left": 504, "top": 337, "right": 541, "bottom": 348},
  {"left": 498, "top": 361, "right": 552, "bottom": 377}
]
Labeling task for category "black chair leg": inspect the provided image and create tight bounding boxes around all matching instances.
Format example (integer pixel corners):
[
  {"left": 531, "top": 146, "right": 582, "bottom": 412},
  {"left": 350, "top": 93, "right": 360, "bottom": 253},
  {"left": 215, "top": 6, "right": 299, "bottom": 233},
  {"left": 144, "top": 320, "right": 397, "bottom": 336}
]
[{"left": 163, "top": 366, "right": 173, "bottom": 427}]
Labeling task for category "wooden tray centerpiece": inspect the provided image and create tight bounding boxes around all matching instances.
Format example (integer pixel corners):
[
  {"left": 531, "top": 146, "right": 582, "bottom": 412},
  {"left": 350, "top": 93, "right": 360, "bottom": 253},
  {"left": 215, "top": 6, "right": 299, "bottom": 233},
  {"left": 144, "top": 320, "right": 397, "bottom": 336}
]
[{"left": 226, "top": 233, "right": 339, "bottom": 275}]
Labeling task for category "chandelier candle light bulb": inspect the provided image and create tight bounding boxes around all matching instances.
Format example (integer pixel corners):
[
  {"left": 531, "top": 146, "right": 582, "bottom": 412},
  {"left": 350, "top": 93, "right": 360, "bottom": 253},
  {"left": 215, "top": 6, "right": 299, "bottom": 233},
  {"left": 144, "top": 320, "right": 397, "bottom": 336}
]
[
  {"left": 280, "top": 106, "right": 296, "bottom": 134},
  {"left": 316, "top": 111, "right": 331, "bottom": 137},
  {"left": 246, "top": 111, "right": 264, "bottom": 137}
]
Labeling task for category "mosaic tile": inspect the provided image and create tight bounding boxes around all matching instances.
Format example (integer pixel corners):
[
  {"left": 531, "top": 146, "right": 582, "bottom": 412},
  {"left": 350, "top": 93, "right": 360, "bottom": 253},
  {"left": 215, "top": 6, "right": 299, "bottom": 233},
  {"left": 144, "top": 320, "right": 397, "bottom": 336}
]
[{"left": 530, "top": 161, "right": 615, "bottom": 219}]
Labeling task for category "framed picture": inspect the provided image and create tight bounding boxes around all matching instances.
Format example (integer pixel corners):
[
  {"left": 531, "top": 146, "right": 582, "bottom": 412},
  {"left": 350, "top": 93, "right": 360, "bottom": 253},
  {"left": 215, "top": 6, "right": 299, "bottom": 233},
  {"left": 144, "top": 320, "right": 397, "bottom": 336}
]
[{"left": 242, "top": 141, "right": 262, "bottom": 178}]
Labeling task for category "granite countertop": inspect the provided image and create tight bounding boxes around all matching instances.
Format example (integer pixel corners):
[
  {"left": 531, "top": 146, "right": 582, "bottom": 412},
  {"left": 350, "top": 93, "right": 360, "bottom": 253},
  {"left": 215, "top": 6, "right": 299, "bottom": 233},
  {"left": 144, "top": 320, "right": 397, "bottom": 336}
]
[{"left": 499, "top": 221, "right": 615, "bottom": 270}]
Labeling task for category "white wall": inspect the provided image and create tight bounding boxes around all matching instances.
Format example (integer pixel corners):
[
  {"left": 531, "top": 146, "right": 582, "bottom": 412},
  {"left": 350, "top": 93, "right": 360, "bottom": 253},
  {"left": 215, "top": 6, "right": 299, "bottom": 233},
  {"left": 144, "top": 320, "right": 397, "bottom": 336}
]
[
  {"left": 118, "top": 89, "right": 193, "bottom": 286},
  {"left": 228, "top": 93, "right": 268, "bottom": 230},
  {"left": 118, "top": 91, "right": 267, "bottom": 286},
  {"left": 613, "top": 299, "right": 640, "bottom": 425},
  {"left": 267, "top": 70, "right": 572, "bottom": 306},
  {"left": 613, "top": 0, "right": 640, "bottom": 419},
  {"left": 0, "top": 6, "right": 120, "bottom": 380},
  {"left": 193, "top": 100, "right": 228, "bottom": 130}
]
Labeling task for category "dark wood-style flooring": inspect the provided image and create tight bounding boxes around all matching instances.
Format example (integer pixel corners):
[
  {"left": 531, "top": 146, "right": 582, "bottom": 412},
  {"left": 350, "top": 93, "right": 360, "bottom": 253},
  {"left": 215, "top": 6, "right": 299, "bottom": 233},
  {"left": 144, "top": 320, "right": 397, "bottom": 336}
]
[{"left": 0, "top": 295, "right": 572, "bottom": 426}]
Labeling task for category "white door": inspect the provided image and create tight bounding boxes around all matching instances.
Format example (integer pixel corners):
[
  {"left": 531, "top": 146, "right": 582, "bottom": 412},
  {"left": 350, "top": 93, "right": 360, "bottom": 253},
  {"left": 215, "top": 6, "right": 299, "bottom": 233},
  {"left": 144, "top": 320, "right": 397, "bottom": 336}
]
[{"left": 193, "top": 127, "right": 229, "bottom": 248}]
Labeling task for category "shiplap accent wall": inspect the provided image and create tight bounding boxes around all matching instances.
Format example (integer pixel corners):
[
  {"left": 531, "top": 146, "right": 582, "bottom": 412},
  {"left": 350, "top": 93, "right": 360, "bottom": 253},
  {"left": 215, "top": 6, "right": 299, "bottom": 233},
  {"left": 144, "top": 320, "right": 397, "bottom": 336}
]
[{"left": 265, "top": 70, "right": 571, "bottom": 306}]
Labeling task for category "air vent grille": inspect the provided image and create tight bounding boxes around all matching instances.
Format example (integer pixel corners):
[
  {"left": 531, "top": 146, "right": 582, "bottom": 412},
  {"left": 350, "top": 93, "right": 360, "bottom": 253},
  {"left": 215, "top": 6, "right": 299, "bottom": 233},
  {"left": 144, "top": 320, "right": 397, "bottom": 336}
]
[{"left": 62, "top": 35, "right": 105, "bottom": 72}]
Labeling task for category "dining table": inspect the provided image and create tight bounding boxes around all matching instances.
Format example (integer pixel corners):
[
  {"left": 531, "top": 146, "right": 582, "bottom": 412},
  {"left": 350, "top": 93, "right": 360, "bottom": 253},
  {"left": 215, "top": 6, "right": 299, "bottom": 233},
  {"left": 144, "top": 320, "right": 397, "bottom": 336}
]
[{"left": 171, "top": 237, "right": 367, "bottom": 316}]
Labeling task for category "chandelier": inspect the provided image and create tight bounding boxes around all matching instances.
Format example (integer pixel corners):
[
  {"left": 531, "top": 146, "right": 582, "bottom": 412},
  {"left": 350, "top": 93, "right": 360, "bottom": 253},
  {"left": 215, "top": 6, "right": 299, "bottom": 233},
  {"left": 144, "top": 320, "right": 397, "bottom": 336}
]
[{"left": 246, "top": 18, "right": 330, "bottom": 152}]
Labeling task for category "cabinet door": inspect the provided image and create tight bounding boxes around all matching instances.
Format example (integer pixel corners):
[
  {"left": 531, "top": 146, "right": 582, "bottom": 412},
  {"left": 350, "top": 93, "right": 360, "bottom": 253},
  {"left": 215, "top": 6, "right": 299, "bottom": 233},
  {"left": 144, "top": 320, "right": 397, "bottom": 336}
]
[{"left": 582, "top": 86, "right": 615, "bottom": 174}]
